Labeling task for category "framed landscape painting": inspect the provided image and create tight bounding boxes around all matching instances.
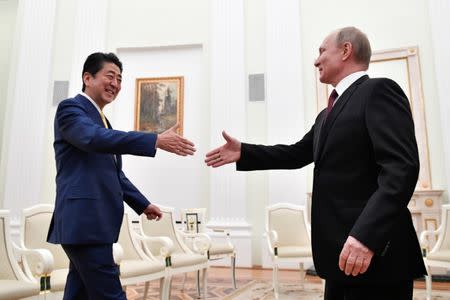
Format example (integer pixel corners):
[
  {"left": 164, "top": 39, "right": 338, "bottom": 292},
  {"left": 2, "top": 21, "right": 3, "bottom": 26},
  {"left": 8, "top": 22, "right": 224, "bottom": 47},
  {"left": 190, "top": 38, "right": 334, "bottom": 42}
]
[{"left": 135, "top": 76, "right": 184, "bottom": 134}]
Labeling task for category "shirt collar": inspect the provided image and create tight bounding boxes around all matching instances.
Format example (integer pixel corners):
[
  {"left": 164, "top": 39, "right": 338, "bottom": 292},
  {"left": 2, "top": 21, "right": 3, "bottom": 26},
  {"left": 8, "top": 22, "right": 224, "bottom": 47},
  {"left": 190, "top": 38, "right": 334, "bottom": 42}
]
[
  {"left": 335, "top": 71, "right": 367, "bottom": 99},
  {"left": 80, "top": 92, "right": 103, "bottom": 115}
]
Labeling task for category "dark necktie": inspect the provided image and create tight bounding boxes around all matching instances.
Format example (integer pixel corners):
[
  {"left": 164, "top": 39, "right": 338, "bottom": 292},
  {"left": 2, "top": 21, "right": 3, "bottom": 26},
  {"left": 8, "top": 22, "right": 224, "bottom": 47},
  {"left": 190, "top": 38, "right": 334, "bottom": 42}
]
[{"left": 327, "top": 89, "right": 338, "bottom": 114}]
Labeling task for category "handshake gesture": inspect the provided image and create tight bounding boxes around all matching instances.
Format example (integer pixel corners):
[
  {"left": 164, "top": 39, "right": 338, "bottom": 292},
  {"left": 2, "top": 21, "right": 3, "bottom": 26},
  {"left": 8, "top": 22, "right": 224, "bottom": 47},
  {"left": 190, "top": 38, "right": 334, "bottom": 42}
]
[
  {"left": 156, "top": 125, "right": 241, "bottom": 168},
  {"left": 152, "top": 128, "right": 241, "bottom": 221}
]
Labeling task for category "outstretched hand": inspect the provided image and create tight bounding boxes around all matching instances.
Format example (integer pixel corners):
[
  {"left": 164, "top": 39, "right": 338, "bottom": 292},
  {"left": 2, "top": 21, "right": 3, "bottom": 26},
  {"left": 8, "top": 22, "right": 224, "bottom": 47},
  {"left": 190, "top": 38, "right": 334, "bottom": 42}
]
[
  {"left": 156, "top": 123, "right": 196, "bottom": 156},
  {"left": 205, "top": 131, "right": 241, "bottom": 168}
]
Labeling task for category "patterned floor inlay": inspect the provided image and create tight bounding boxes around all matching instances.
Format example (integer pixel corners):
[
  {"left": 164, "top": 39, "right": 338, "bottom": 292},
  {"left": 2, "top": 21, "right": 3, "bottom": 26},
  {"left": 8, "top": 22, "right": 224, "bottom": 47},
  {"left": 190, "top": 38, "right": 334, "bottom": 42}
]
[
  {"left": 223, "top": 280, "right": 450, "bottom": 300},
  {"left": 126, "top": 274, "right": 251, "bottom": 300},
  {"left": 127, "top": 275, "right": 450, "bottom": 300}
]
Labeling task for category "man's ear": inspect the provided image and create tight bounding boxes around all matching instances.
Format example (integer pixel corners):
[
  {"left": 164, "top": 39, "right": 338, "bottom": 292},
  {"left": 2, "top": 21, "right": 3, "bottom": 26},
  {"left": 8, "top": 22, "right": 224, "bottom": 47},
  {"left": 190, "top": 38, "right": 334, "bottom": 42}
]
[
  {"left": 82, "top": 72, "right": 92, "bottom": 88},
  {"left": 342, "top": 42, "right": 353, "bottom": 61}
]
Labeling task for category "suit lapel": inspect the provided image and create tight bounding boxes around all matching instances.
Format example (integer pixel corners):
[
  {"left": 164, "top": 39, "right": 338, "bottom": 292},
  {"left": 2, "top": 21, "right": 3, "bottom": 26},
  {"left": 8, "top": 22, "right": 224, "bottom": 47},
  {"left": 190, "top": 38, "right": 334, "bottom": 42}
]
[
  {"left": 78, "top": 95, "right": 121, "bottom": 169},
  {"left": 105, "top": 118, "right": 121, "bottom": 170},
  {"left": 313, "top": 110, "right": 327, "bottom": 162},
  {"left": 77, "top": 94, "right": 105, "bottom": 128},
  {"left": 316, "top": 75, "right": 369, "bottom": 162}
]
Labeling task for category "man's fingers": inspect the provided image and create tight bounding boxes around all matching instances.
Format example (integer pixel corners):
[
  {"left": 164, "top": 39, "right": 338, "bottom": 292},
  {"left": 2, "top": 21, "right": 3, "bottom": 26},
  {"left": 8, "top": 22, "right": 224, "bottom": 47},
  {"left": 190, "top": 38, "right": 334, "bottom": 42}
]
[
  {"left": 351, "top": 256, "right": 364, "bottom": 276},
  {"left": 222, "top": 130, "right": 232, "bottom": 142},
  {"left": 360, "top": 256, "right": 371, "bottom": 274},
  {"left": 206, "top": 148, "right": 220, "bottom": 158},
  {"left": 339, "top": 246, "right": 349, "bottom": 271},
  {"left": 180, "top": 137, "right": 195, "bottom": 147},
  {"left": 205, "top": 153, "right": 223, "bottom": 166},
  {"left": 211, "top": 160, "right": 227, "bottom": 168},
  {"left": 344, "top": 254, "right": 356, "bottom": 275}
]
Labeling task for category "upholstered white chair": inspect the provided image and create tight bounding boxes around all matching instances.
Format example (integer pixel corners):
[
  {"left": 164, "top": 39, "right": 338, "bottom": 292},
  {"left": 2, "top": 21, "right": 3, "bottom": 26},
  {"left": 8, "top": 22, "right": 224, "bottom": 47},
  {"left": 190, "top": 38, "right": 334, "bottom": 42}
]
[
  {"left": 118, "top": 211, "right": 173, "bottom": 299},
  {"left": 420, "top": 204, "right": 450, "bottom": 300},
  {"left": 181, "top": 208, "right": 236, "bottom": 289},
  {"left": 0, "top": 209, "right": 54, "bottom": 300},
  {"left": 265, "top": 203, "right": 313, "bottom": 298},
  {"left": 21, "top": 204, "right": 69, "bottom": 295},
  {"left": 139, "top": 205, "right": 209, "bottom": 299}
]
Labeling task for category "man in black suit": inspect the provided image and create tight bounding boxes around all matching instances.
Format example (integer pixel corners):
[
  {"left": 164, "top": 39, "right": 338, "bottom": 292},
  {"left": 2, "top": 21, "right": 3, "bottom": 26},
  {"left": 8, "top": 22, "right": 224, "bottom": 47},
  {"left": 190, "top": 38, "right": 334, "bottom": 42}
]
[{"left": 205, "top": 27, "right": 426, "bottom": 299}]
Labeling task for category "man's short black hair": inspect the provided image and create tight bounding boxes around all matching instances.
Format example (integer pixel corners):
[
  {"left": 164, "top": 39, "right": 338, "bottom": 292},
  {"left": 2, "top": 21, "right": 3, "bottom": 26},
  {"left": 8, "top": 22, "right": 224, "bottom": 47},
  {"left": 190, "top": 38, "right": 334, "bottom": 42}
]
[{"left": 82, "top": 52, "right": 123, "bottom": 92}]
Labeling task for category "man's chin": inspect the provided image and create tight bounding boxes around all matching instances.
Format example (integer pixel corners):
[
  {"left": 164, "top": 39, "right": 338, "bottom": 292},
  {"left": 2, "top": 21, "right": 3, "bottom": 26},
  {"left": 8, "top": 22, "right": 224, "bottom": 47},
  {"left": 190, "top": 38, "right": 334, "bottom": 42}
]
[{"left": 103, "top": 95, "right": 116, "bottom": 103}]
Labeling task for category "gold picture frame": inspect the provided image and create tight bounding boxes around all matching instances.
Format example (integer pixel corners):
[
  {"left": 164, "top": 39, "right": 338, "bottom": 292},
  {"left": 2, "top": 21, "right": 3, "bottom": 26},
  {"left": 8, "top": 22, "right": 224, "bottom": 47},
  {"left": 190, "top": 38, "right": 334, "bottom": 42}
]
[{"left": 135, "top": 76, "right": 184, "bottom": 134}]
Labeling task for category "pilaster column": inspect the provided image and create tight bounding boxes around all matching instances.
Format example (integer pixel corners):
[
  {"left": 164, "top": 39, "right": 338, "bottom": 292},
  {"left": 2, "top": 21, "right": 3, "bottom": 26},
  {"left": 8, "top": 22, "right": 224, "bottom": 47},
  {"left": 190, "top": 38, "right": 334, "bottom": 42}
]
[
  {"left": 68, "top": 0, "right": 109, "bottom": 97},
  {"left": 3, "top": 0, "right": 56, "bottom": 235},
  {"left": 428, "top": 0, "right": 450, "bottom": 194},
  {"left": 209, "top": 0, "right": 251, "bottom": 267},
  {"left": 265, "top": 0, "right": 306, "bottom": 205}
]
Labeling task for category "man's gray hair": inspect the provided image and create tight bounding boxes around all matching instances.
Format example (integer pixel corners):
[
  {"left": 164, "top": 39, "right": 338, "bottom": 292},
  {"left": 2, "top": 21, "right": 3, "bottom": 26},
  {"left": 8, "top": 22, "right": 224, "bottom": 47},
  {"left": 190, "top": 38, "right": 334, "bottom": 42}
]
[{"left": 336, "top": 27, "right": 372, "bottom": 67}]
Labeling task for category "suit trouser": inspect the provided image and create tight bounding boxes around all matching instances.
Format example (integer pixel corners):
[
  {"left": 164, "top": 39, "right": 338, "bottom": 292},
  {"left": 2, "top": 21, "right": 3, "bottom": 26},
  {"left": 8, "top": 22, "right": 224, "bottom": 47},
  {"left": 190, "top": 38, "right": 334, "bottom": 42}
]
[
  {"left": 324, "top": 279, "right": 413, "bottom": 300},
  {"left": 62, "top": 244, "right": 126, "bottom": 300}
]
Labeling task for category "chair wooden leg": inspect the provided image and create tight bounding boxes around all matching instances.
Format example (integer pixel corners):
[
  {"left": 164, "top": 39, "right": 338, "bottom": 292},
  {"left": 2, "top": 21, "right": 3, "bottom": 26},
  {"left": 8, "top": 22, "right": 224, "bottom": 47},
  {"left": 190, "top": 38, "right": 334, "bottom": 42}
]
[
  {"left": 197, "top": 270, "right": 201, "bottom": 298},
  {"left": 162, "top": 276, "right": 172, "bottom": 300},
  {"left": 425, "top": 274, "right": 432, "bottom": 300},
  {"left": 299, "top": 262, "right": 305, "bottom": 289},
  {"left": 273, "top": 264, "right": 279, "bottom": 300},
  {"left": 202, "top": 267, "right": 208, "bottom": 300},
  {"left": 231, "top": 254, "right": 237, "bottom": 289},
  {"left": 143, "top": 281, "right": 150, "bottom": 299}
]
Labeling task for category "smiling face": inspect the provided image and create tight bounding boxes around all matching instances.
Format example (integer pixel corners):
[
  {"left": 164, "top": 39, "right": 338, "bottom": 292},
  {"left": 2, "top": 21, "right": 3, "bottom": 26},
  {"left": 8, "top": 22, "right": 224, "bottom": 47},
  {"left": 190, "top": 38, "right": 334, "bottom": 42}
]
[
  {"left": 314, "top": 32, "right": 346, "bottom": 87},
  {"left": 83, "top": 62, "right": 122, "bottom": 109}
]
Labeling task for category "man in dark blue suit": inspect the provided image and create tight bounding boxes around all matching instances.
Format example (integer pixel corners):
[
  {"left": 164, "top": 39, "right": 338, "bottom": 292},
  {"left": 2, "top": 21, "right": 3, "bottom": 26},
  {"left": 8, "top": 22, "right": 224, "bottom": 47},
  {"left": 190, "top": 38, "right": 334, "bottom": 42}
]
[{"left": 47, "top": 52, "right": 196, "bottom": 300}]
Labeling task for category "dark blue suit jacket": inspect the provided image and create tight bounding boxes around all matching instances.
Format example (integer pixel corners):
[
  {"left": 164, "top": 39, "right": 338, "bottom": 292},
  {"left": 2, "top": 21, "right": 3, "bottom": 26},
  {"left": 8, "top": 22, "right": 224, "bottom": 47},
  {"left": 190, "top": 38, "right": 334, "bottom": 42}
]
[{"left": 47, "top": 94, "right": 157, "bottom": 244}]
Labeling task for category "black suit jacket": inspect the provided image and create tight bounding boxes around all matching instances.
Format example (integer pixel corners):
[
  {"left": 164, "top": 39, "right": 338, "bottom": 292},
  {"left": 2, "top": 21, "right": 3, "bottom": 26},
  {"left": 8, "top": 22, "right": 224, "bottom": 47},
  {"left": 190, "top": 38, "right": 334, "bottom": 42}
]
[{"left": 237, "top": 75, "right": 426, "bottom": 283}]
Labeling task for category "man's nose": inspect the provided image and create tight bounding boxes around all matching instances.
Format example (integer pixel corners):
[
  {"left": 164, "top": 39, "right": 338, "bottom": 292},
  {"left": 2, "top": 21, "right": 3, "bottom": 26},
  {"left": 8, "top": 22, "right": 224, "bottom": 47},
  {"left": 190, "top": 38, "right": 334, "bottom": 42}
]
[
  {"left": 314, "top": 59, "right": 320, "bottom": 67},
  {"left": 110, "top": 78, "right": 119, "bottom": 87}
]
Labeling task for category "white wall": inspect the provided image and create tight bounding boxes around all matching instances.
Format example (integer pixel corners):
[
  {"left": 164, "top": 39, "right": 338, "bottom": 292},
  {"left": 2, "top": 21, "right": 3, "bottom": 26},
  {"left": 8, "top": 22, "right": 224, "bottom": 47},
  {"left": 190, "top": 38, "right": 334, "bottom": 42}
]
[
  {"left": 115, "top": 45, "right": 209, "bottom": 211},
  {"left": 108, "top": 0, "right": 209, "bottom": 51}
]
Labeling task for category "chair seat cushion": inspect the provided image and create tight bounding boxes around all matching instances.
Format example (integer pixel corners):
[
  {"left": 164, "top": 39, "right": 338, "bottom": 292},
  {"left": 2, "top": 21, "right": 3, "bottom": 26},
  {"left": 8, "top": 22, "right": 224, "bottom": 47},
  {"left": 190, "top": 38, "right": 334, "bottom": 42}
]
[
  {"left": 120, "top": 259, "right": 165, "bottom": 277},
  {"left": 209, "top": 243, "right": 234, "bottom": 256},
  {"left": 277, "top": 246, "right": 312, "bottom": 258},
  {"left": 50, "top": 268, "right": 68, "bottom": 291},
  {"left": 0, "top": 280, "right": 39, "bottom": 300},
  {"left": 427, "top": 250, "right": 450, "bottom": 262},
  {"left": 170, "top": 253, "right": 208, "bottom": 268}
]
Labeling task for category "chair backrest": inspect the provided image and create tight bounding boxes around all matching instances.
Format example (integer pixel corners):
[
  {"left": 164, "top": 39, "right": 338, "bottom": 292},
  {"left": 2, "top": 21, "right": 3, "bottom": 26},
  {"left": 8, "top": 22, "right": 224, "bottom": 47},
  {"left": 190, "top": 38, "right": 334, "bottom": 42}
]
[
  {"left": 180, "top": 208, "right": 207, "bottom": 233},
  {"left": 266, "top": 203, "right": 310, "bottom": 247},
  {"left": 433, "top": 204, "right": 450, "bottom": 252},
  {"left": 139, "top": 205, "right": 190, "bottom": 256},
  {"left": 21, "top": 204, "right": 69, "bottom": 273},
  {"left": 0, "top": 210, "right": 28, "bottom": 281},
  {"left": 118, "top": 212, "right": 151, "bottom": 260}
]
